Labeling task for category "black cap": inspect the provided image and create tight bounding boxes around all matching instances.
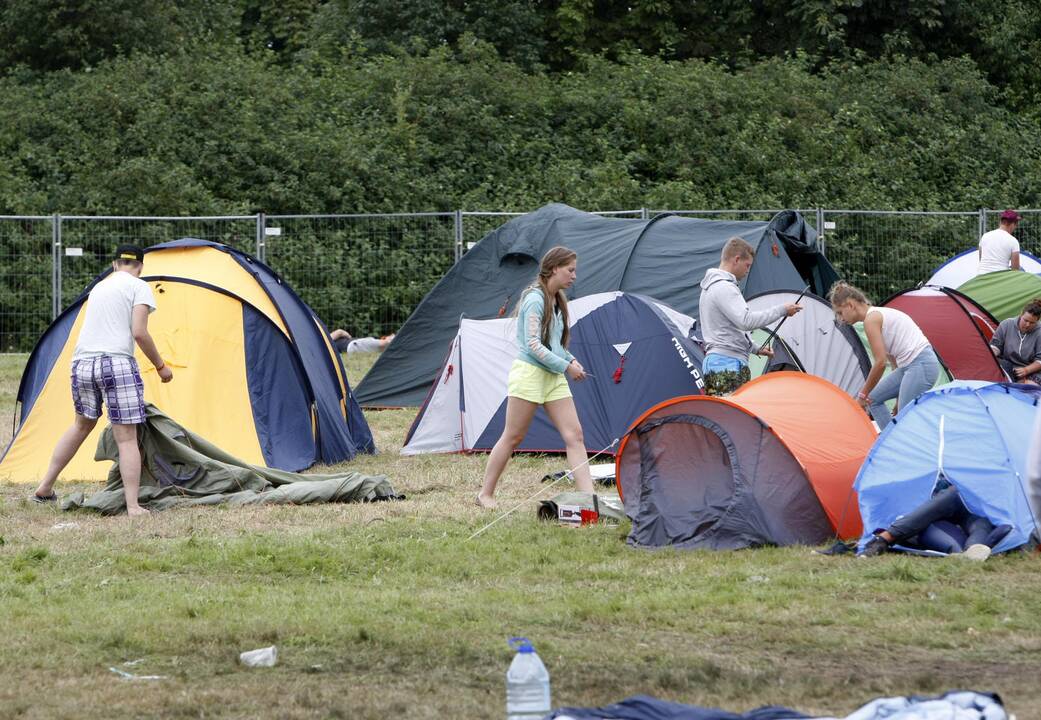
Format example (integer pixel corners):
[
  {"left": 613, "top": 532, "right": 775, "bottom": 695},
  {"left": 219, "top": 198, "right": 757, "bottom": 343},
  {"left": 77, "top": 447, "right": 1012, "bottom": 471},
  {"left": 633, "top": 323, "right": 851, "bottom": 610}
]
[{"left": 114, "top": 244, "right": 144, "bottom": 263}]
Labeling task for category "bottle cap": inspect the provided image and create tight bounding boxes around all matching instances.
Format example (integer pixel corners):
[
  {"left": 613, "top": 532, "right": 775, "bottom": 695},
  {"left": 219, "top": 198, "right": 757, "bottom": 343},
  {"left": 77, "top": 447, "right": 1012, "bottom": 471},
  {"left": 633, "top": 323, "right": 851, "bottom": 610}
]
[{"left": 508, "top": 636, "right": 535, "bottom": 653}]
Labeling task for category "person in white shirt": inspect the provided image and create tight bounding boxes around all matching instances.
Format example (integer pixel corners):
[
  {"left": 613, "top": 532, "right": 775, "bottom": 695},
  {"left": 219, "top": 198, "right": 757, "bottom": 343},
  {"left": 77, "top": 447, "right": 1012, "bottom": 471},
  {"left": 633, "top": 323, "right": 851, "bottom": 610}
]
[
  {"left": 830, "top": 281, "right": 939, "bottom": 430},
  {"left": 977, "top": 209, "right": 1022, "bottom": 275},
  {"left": 31, "top": 245, "right": 173, "bottom": 517}
]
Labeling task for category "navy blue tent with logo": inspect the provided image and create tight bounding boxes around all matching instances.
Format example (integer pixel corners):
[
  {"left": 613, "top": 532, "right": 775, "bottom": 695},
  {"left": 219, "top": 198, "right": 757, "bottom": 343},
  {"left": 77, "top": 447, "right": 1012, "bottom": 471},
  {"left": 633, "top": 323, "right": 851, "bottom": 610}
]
[{"left": 402, "top": 292, "right": 705, "bottom": 456}]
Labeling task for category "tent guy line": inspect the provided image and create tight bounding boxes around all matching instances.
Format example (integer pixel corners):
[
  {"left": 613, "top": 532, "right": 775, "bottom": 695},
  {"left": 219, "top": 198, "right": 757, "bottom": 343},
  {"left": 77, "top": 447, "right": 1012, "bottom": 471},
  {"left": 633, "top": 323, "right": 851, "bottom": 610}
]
[{"left": 467, "top": 438, "right": 619, "bottom": 541}]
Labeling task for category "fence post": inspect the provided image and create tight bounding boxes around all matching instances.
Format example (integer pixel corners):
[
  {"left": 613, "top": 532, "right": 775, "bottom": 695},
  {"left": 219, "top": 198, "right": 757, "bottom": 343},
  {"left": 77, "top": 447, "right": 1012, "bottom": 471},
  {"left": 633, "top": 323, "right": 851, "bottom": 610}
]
[
  {"left": 641, "top": 207, "right": 649, "bottom": 220},
  {"left": 52, "top": 213, "right": 62, "bottom": 320},
  {"left": 256, "top": 212, "right": 266, "bottom": 262},
  {"left": 978, "top": 208, "right": 986, "bottom": 241},
  {"left": 454, "top": 209, "right": 464, "bottom": 262},
  {"left": 816, "top": 208, "right": 826, "bottom": 255}
]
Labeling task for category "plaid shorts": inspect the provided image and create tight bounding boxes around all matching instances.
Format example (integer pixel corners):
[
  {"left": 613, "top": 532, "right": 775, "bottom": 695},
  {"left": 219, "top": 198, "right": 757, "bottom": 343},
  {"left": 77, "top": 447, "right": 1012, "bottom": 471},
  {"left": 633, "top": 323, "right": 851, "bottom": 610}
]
[{"left": 70, "top": 355, "right": 147, "bottom": 424}]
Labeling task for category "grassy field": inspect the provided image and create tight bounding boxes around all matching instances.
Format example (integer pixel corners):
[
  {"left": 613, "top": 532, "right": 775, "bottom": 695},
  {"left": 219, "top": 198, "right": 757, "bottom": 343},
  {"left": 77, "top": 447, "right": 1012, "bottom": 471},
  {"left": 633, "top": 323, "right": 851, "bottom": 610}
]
[{"left": 2, "top": 352, "right": 1040, "bottom": 719}]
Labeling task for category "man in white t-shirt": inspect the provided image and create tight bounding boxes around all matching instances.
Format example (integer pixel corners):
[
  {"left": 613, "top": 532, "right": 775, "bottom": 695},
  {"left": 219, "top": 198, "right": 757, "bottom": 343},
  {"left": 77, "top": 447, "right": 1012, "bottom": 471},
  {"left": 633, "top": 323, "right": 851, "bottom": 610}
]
[
  {"left": 977, "top": 209, "right": 1022, "bottom": 275},
  {"left": 31, "top": 244, "right": 173, "bottom": 517}
]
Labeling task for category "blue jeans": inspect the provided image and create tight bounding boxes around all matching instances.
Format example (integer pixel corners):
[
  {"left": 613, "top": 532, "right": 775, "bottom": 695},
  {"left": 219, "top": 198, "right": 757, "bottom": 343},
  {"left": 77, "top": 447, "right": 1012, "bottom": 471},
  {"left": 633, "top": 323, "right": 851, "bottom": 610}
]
[
  {"left": 702, "top": 354, "right": 750, "bottom": 396},
  {"left": 869, "top": 348, "right": 940, "bottom": 430},
  {"left": 702, "top": 353, "right": 747, "bottom": 374},
  {"left": 887, "top": 486, "right": 1009, "bottom": 552}
]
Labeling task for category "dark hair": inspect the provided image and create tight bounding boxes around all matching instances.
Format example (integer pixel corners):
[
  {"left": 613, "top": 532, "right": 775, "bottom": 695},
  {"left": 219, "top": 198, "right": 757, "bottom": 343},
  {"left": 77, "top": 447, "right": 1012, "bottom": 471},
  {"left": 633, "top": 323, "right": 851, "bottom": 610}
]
[
  {"left": 534, "top": 246, "right": 576, "bottom": 349},
  {"left": 1024, "top": 298, "right": 1041, "bottom": 318}
]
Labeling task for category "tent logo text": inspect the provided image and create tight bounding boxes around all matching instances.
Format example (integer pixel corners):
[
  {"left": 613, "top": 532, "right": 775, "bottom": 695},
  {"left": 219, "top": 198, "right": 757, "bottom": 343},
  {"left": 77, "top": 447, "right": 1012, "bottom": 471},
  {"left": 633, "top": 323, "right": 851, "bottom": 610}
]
[{"left": 671, "top": 337, "right": 705, "bottom": 389}]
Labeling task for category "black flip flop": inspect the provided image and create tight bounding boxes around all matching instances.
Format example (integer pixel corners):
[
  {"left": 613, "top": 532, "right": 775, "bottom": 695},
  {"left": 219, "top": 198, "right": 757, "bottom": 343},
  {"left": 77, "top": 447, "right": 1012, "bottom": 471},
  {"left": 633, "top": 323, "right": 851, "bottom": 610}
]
[{"left": 30, "top": 492, "right": 58, "bottom": 504}]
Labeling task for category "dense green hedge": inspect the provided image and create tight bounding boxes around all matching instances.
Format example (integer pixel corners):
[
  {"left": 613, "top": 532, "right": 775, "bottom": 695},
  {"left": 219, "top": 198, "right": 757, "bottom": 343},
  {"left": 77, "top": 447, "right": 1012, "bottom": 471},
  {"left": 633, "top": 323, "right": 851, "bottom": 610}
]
[
  {"left": 1, "top": 48, "right": 1038, "bottom": 217},
  {"left": 0, "top": 18, "right": 1040, "bottom": 346}
]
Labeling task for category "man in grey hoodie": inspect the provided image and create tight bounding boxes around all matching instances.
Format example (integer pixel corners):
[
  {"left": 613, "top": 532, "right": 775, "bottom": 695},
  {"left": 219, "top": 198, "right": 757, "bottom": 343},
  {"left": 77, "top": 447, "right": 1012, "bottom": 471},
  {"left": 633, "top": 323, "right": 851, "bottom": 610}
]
[{"left": 698, "top": 237, "right": 802, "bottom": 395}]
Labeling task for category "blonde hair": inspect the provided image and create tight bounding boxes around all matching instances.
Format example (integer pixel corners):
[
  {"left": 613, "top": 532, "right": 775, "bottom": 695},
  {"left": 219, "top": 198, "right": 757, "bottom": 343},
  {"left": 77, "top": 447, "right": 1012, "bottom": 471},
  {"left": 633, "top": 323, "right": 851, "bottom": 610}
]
[
  {"left": 532, "top": 246, "right": 575, "bottom": 349},
  {"left": 828, "top": 281, "right": 870, "bottom": 308},
  {"left": 722, "top": 237, "right": 755, "bottom": 262}
]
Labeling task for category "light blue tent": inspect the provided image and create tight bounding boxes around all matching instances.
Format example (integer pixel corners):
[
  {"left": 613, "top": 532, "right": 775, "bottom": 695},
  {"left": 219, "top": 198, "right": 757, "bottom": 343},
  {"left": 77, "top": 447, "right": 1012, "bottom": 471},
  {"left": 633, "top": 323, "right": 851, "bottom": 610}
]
[{"left": 855, "top": 381, "right": 1040, "bottom": 553}]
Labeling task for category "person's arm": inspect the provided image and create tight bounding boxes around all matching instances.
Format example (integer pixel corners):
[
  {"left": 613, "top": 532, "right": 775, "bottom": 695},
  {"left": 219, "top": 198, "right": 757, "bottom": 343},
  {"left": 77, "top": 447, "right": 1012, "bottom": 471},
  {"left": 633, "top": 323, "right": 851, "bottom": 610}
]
[
  {"left": 1011, "top": 250, "right": 1021, "bottom": 271},
  {"left": 132, "top": 305, "right": 173, "bottom": 383},
  {"left": 520, "top": 296, "right": 571, "bottom": 375},
  {"left": 1013, "top": 341, "right": 1041, "bottom": 380},
  {"left": 715, "top": 285, "right": 788, "bottom": 332},
  {"left": 990, "top": 324, "right": 1004, "bottom": 357},
  {"left": 857, "top": 311, "right": 888, "bottom": 406},
  {"left": 1014, "top": 360, "right": 1041, "bottom": 380}
]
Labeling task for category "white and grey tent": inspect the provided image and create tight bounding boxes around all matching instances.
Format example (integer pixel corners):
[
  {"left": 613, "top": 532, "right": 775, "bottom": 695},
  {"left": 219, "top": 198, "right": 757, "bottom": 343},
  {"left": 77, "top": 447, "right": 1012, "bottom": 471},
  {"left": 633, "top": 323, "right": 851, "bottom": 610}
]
[
  {"left": 403, "top": 292, "right": 706, "bottom": 456},
  {"left": 744, "top": 290, "right": 870, "bottom": 396},
  {"left": 926, "top": 248, "right": 1041, "bottom": 288}
]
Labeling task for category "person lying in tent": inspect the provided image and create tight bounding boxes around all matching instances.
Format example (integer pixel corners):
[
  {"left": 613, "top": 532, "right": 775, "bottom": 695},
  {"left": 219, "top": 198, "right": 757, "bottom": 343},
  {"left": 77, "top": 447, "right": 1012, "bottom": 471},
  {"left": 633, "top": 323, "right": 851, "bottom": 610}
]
[
  {"left": 330, "top": 328, "right": 395, "bottom": 354},
  {"left": 860, "top": 479, "right": 1013, "bottom": 560},
  {"left": 989, "top": 298, "right": 1041, "bottom": 384},
  {"left": 698, "top": 237, "right": 802, "bottom": 396}
]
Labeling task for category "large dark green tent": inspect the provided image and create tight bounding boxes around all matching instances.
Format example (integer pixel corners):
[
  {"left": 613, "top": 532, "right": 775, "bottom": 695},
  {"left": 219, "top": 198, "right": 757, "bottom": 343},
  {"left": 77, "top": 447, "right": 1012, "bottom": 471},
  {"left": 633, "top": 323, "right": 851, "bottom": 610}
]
[{"left": 356, "top": 204, "right": 838, "bottom": 407}]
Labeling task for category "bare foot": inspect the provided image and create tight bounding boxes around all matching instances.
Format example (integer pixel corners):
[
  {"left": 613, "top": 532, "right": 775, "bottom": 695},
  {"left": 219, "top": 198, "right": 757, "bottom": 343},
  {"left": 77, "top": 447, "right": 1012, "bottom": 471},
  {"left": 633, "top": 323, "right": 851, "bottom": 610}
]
[
  {"left": 127, "top": 506, "right": 151, "bottom": 519},
  {"left": 475, "top": 493, "right": 498, "bottom": 509}
]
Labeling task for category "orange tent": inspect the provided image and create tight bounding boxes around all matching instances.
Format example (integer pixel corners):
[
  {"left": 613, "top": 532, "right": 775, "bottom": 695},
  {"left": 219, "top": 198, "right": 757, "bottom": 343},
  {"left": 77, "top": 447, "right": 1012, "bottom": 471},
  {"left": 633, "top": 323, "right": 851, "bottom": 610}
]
[{"left": 615, "top": 372, "right": 876, "bottom": 550}]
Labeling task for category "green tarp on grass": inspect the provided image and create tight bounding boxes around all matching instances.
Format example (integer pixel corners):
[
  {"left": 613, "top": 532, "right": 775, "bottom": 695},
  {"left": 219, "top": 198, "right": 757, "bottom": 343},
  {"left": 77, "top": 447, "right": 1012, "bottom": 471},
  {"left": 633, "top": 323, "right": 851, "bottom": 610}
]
[{"left": 62, "top": 405, "right": 398, "bottom": 515}]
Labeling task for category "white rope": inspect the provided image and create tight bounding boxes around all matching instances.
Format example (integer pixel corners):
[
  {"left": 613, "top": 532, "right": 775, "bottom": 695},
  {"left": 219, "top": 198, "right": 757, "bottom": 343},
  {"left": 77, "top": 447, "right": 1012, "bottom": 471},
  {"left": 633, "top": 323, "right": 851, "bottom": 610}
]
[{"left": 468, "top": 438, "right": 620, "bottom": 541}]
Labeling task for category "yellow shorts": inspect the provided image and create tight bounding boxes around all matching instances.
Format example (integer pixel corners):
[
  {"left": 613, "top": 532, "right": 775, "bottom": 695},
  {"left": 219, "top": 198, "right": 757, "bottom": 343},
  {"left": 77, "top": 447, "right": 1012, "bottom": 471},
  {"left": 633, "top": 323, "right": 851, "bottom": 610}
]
[{"left": 506, "top": 359, "right": 572, "bottom": 404}]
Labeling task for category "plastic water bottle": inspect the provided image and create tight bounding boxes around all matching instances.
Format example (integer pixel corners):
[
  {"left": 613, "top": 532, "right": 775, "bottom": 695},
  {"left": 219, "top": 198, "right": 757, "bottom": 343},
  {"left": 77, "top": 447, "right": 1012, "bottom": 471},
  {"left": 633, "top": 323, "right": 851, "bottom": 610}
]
[{"left": 506, "top": 637, "right": 551, "bottom": 720}]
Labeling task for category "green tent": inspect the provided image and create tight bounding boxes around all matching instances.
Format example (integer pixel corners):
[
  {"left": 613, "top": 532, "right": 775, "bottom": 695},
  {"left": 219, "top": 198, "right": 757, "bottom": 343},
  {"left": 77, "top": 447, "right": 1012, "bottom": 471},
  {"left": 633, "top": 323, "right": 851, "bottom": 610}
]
[{"left": 958, "top": 270, "right": 1041, "bottom": 322}]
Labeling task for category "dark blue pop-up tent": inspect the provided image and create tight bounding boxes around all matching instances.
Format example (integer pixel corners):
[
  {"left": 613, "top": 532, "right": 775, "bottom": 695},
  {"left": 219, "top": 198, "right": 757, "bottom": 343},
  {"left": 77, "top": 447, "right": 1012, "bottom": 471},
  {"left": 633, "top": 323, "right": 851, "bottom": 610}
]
[
  {"left": 855, "top": 381, "right": 1040, "bottom": 553},
  {"left": 358, "top": 204, "right": 836, "bottom": 407}
]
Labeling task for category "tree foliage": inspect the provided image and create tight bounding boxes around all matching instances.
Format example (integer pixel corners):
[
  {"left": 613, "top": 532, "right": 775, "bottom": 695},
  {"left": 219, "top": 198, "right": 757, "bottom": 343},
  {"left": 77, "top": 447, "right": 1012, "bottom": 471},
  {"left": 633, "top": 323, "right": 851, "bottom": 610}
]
[{"left": 0, "top": 2, "right": 1040, "bottom": 343}]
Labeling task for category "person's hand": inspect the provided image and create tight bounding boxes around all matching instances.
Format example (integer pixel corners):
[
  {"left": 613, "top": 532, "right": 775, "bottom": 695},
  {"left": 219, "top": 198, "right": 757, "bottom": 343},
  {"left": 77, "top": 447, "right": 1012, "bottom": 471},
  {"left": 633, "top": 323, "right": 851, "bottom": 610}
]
[
  {"left": 566, "top": 359, "right": 587, "bottom": 381},
  {"left": 757, "top": 346, "right": 774, "bottom": 358},
  {"left": 990, "top": 345, "right": 1000, "bottom": 357},
  {"left": 1014, "top": 366, "right": 1028, "bottom": 380},
  {"left": 856, "top": 391, "right": 870, "bottom": 409},
  {"left": 784, "top": 303, "right": 803, "bottom": 317},
  {"left": 157, "top": 364, "right": 173, "bottom": 383}
]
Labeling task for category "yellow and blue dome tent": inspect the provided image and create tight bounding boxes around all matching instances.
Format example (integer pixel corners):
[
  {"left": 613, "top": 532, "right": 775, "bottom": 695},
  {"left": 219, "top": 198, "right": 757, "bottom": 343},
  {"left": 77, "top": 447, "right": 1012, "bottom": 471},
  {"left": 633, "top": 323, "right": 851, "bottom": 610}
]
[{"left": 0, "top": 239, "right": 374, "bottom": 482}]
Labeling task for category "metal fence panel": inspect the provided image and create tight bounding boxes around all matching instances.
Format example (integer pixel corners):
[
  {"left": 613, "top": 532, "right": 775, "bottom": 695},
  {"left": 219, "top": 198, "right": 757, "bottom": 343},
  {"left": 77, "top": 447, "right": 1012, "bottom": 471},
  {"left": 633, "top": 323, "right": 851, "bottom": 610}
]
[
  {"left": 0, "top": 216, "right": 53, "bottom": 352},
  {"left": 57, "top": 216, "right": 258, "bottom": 310},
  {"left": 264, "top": 213, "right": 457, "bottom": 338},
  {"left": 0, "top": 208, "right": 1033, "bottom": 353},
  {"left": 821, "top": 210, "right": 981, "bottom": 302}
]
